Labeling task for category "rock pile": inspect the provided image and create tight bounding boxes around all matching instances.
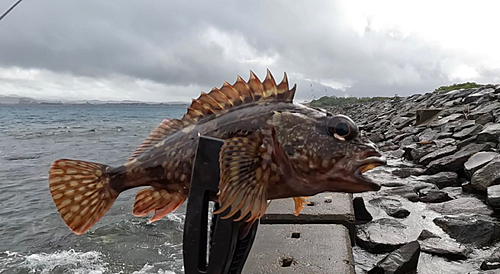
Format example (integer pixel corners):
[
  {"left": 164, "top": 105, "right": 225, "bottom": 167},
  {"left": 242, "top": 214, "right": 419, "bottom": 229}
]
[{"left": 324, "top": 84, "right": 500, "bottom": 273}]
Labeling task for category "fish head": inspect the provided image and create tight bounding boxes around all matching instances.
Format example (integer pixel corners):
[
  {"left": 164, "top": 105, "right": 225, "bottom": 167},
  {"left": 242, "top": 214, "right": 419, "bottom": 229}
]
[{"left": 272, "top": 106, "right": 386, "bottom": 194}]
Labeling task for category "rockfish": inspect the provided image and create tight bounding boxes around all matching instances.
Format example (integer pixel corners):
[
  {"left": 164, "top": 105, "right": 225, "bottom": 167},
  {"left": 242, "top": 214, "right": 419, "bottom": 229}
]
[{"left": 48, "top": 70, "right": 386, "bottom": 235}]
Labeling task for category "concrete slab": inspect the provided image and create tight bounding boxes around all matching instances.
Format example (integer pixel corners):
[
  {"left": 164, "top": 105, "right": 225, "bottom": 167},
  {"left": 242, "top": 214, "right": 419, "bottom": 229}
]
[
  {"left": 262, "top": 193, "right": 354, "bottom": 224},
  {"left": 242, "top": 224, "right": 355, "bottom": 274},
  {"left": 261, "top": 192, "right": 355, "bottom": 244}
]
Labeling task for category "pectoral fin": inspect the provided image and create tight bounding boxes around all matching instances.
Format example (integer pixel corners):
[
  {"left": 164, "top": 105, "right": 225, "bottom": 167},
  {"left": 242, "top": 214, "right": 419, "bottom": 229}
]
[
  {"left": 214, "top": 126, "right": 278, "bottom": 223},
  {"left": 292, "top": 196, "right": 310, "bottom": 216}
]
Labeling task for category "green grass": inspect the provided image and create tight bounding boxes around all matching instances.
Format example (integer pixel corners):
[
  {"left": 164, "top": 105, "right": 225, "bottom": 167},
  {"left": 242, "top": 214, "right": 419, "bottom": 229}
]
[
  {"left": 433, "top": 82, "right": 491, "bottom": 93},
  {"left": 309, "top": 96, "right": 390, "bottom": 107}
]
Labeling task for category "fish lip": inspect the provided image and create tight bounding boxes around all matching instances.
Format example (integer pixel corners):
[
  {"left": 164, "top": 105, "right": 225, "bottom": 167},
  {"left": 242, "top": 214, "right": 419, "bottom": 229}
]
[
  {"left": 355, "top": 156, "right": 387, "bottom": 167},
  {"left": 353, "top": 156, "right": 387, "bottom": 191}
]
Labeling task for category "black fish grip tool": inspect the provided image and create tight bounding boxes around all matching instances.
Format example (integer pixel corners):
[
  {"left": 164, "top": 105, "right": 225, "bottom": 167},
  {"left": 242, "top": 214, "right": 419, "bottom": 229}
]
[{"left": 183, "top": 136, "right": 259, "bottom": 274}]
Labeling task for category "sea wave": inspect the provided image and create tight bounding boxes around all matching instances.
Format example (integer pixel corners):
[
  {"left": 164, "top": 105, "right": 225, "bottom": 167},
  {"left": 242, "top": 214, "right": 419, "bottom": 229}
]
[{"left": 21, "top": 250, "right": 107, "bottom": 274}]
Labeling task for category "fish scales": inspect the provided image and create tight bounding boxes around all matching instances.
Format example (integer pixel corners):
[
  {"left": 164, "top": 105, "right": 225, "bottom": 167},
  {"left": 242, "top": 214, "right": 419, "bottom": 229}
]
[
  {"left": 116, "top": 102, "right": 297, "bottom": 192},
  {"left": 48, "top": 70, "right": 386, "bottom": 235}
]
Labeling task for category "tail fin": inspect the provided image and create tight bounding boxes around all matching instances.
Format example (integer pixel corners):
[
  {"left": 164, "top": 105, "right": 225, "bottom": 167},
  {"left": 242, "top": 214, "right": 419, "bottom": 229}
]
[{"left": 48, "top": 159, "right": 119, "bottom": 235}]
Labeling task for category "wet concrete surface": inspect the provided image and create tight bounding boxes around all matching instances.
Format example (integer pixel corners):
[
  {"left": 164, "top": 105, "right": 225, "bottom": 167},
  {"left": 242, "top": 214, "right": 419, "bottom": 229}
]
[{"left": 243, "top": 224, "right": 354, "bottom": 274}]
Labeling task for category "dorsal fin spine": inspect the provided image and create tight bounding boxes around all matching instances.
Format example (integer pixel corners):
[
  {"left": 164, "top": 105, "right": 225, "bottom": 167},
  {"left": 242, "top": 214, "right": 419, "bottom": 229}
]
[
  {"left": 223, "top": 81, "right": 244, "bottom": 103},
  {"left": 234, "top": 75, "right": 254, "bottom": 103},
  {"left": 247, "top": 71, "right": 264, "bottom": 99},
  {"left": 263, "top": 69, "right": 278, "bottom": 97},
  {"left": 200, "top": 91, "right": 224, "bottom": 110},
  {"left": 212, "top": 87, "right": 233, "bottom": 107}
]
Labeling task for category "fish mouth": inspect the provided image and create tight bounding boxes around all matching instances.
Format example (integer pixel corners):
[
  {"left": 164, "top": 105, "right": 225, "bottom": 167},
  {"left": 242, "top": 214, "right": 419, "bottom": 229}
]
[{"left": 353, "top": 156, "right": 387, "bottom": 191}]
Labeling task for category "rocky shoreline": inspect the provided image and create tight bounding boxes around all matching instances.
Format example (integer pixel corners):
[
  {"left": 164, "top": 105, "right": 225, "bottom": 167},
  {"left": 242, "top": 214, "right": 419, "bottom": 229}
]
[{"left": 324, "top": 85, "right": 500, "bottom": 273}]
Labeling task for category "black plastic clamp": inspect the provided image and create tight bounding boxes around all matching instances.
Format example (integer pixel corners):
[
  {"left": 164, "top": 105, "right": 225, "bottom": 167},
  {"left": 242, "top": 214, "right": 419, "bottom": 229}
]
[{"left": 183, "top": 136, "right": 259, "bottom": 274}]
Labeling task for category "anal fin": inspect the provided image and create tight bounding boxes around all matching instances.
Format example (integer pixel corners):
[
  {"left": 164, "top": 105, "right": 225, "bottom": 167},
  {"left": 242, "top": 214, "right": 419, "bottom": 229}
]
[{"left": 133, "top": 188, "right": 186, "bottom": 222}]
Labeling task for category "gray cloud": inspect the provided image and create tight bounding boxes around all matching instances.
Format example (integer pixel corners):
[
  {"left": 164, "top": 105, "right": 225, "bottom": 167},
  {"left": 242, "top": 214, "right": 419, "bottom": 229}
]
[{"left": 0, "top": 0, "right": 498, "bottom": 102}]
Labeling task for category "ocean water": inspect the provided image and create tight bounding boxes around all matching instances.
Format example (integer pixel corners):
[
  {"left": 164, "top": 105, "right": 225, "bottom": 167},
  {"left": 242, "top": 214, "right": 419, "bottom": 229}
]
[{"left": 0, "top": 104, "right": 188, "bottom": 273}]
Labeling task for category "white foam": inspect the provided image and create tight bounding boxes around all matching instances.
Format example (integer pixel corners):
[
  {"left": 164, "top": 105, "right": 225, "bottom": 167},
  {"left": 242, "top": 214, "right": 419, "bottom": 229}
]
[
  {"left": 21, "top": 249, "right": 107, "bottom": 274},
  {"left": 0, "top": 251, "right": 23, "bottom": 272},
  {"left": 165, "top": 212, "right": 185, "bottom": 224},
  {"left": 132, "top": 263, "right": 179, "bottom": 274}
]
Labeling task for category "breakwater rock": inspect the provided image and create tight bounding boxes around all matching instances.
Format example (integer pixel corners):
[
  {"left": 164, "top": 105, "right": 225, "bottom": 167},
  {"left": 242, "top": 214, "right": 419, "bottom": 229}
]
[{"left": 323, "top": 84, "right": 500, "bottom": 273}]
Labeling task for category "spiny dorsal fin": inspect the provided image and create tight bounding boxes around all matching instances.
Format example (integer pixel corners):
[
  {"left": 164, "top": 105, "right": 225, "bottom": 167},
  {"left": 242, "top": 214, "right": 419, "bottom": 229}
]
[
  {"left": 128, "top": 118, "right": 184, "bottom": 161},
  {"left": 129, "top": 70, "right": 296, "bottom": 161},
  {"left": 181, "top": 69, "right": 296, "bottom": 123}
]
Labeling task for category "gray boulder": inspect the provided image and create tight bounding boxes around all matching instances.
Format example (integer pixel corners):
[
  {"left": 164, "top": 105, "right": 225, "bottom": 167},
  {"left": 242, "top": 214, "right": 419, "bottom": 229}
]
[
  {"left": 432, "top": 138, "right": 457, "bottom": 148},
  {"left": 464, "top": 152, "right": 499, "bottom": 178},
  {"left": 369, "top": 132, "right": 385, "bottom": 143},
  {"left": 391, "top": 167, "right": 425, "bottom": 178},
  {"left": 413, "top": 172, "right": 458, "bottom": 189},
  {"left": 417, "top": 230, "right": 470, "bottom": 260},
  {"left": 456, "top": 136, "right": 476, "bottom": 150},
  {"left": 469, "top": 101, "right": 500, "bottom": 120},
  {"left": 368, "top": 241, "right": 420, "bottom": 274},
  {"left": 380, "top": 185, "right": 416, "bottom": 197},
  {"left": 436, "top": 131, "right": 454, "bottom": 139},
  {"left": 417, "top": 189, "right": 452, "bottom": 203},
  {"left": 471, "top": 157, "right": 500, "bottom": 192},
  {"left": 428, "top": 113, "right": 462, "bottom": 128},
  {"left": 441, "top": 186, "right": 466, "bottom": 199},
  {"left": 477, "top": 123, "right": 500, "bottom": 143},
  {"left": 427, "top": 197, "right": 493, "bottom": 216},
  {"left": 399, "top": 135, "right": 418, "bottom": 147},
  {"left": 450, "top": 88, "right": 475, "bottom": 100},
  {"left": 418, "top": 128, "right": 440, "bottom": 142},
  {"left": 369, "top": 197, "right": 410, "bottom": 219},
  {"left": 418, "top": 146, "right": 457, "bottom": 166},
  {"left": 386, "top": 149, "right": 405, "bottom": 159},
  {"left": 433, "top": 214, "right": 500, "bottom": 246},
  {"left": 453, "top": 124, "right": 483, "bottom": 140},
  {"left": 481, "top": 247, "right": 500, "bottom": 271},
  {"left": 462, "top": 93, "right": 482, "bottom": 104},
  {"left": 453, "top": 119, "right": 475, "bottom": 132},
  {"left": 487, "top": 185, "right": 500, "bottom": 212},
  {"left": 356, "top": 218, "right": 414, "bottom": 254},
  {"left": 476, "top": 113, "right": 494, "bottom": 125},
  {"left": 424, "top": 143, "right": 493, "bottom": 175},
  {"left": 394, "top": 117, "right": 415, "bottom": 130},
  {"left": 409, "top": 146, "right": 434, "bottom": 162}
]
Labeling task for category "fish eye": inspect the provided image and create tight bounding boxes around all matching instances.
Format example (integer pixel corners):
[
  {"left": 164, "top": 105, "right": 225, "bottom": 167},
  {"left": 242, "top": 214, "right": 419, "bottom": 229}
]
[
  {"left": 335, "top": 122, "right": 350, "bottom": 136},
  {"left": 327, "top": 115, "right": 359, "bottom": 141}
]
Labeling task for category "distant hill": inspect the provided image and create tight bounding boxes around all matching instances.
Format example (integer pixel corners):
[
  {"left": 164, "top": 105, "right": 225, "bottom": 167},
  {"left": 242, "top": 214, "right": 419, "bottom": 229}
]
[
  {"left": 0, "top": 94, "right": 188, "bottom": 106},
  {"left": 0, "top": 94, "right": 39, "bottom": 105}
]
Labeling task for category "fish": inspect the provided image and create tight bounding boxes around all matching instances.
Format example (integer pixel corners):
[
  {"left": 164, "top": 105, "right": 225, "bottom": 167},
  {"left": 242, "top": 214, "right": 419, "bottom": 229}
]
[{"left": 48, "top": 70, "right": 386, "bottom": 235}]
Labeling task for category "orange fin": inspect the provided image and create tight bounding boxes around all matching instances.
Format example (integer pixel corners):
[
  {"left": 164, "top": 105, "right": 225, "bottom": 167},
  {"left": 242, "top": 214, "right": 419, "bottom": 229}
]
[
  {"left": 214, "top": 124, "right": 279, "bottom": 223},
  {"left": 133, "top": 188, "right": 186, "bottom": 222},
  {"left": 181, "top": 69, "right": 296, "bottom": 124},
  {"left": 49, "top": 159, "right": 119, "bottom": 235},
  {"left": 128, "top": 118, "right": 184, "bottom": 161},
  {"left": 292, "top": 196, "right": 310, "bottom": 216}
]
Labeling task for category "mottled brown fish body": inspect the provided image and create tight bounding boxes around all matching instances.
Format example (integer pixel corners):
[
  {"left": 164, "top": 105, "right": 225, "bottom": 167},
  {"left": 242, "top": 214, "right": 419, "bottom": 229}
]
[
  {"left": 112, "top": 102, "right": 297, "bottom": 191},
  {"left": 48, "top": 70, "right": 386, "bottom": 235}
]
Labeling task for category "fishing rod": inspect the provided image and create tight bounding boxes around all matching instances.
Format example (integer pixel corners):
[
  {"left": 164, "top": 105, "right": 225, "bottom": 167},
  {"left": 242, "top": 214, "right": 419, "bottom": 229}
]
[{"left": 0, "top": 0, "right": 23, "bottom": 22}]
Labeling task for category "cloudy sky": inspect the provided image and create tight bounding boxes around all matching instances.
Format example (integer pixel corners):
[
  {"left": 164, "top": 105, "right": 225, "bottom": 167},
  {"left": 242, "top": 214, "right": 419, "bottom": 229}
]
[{"left": 1, "top": 0, "right": 499, "bottom": 102}]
